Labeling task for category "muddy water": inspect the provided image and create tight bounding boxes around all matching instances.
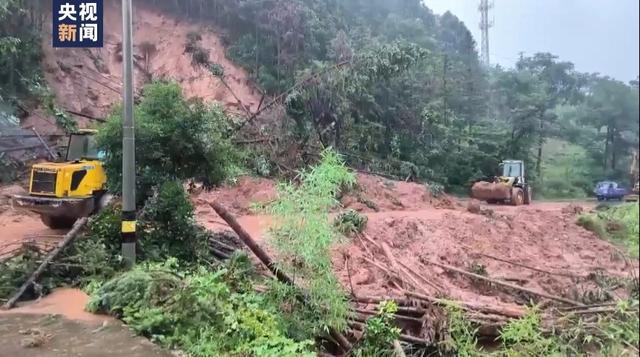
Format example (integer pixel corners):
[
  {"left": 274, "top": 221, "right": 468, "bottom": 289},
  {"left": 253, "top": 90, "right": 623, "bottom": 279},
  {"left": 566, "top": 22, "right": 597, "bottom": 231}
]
[
  {"left": 0, "top": 209, "right": 65, "bottom": 255},
  {"left": 0, "top": 288, "right": 108, "bottom": 325}
]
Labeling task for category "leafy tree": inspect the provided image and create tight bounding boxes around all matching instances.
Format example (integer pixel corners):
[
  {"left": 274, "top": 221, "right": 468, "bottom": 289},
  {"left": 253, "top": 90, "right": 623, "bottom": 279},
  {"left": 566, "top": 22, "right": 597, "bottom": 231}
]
[
  {"left": 0, "top": 0, "right": 46, "bottom": 105},
  {"left": 572, "top": 76, "right": 639, "bottom": 175},
  {"left": 97, "top": 81, "right": 239, "bottom": 202}
]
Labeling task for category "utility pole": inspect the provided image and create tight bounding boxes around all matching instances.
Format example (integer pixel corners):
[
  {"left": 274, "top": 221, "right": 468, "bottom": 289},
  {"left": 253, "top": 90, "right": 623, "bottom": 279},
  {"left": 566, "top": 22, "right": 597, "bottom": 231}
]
[
  {"left": 121, "top": 0, "right": 136, "bottom": 267},
  {"left": 479, "top": 0, "right": 493, "bottom": 66}
]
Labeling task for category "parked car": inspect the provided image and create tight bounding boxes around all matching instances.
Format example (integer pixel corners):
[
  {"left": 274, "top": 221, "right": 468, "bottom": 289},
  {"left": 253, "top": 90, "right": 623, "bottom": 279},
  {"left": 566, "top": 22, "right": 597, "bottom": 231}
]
[{"left": 594, "top": 181, "right": 627, "bottom": 201}]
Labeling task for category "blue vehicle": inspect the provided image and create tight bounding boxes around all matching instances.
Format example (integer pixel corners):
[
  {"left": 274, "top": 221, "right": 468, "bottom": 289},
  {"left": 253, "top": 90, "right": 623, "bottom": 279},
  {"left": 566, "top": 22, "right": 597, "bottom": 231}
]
[{"left": 594, "top": 181, "right": 627, "bottom": 201}]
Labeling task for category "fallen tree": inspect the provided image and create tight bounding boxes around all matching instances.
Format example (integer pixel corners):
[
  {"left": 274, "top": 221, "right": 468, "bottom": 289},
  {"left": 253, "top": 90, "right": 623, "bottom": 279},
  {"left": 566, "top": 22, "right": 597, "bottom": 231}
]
[{"left": 2, "top": 217, "right": 88, "bottom": 309}]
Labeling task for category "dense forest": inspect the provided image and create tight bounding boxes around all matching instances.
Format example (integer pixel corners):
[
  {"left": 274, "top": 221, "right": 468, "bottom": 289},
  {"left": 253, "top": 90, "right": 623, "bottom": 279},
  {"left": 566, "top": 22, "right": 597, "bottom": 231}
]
[
  {"left": 144, "top": 0, "right": 639, "bottom": 196},
  {"left": 1, "top": 0, "right": 639, "bottom": 197}
]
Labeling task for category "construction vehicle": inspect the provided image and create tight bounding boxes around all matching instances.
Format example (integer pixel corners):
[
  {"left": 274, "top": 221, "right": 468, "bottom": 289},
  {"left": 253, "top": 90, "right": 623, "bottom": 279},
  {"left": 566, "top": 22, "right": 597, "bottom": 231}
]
[
  {"left": 471, "top": 160, "right": 531, "bottom": 206},
  {"left": 624, "top": 150, "right": 639, "bottom": 202},
  {"left": 12, "top": 129, "right": 110, "bottom": 228}
]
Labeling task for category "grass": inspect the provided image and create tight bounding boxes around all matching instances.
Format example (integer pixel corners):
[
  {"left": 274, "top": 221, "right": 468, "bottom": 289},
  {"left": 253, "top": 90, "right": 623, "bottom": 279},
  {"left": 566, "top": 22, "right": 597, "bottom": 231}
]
[{"left": 577, "top": 203, "right": 639, "bottom": 257}]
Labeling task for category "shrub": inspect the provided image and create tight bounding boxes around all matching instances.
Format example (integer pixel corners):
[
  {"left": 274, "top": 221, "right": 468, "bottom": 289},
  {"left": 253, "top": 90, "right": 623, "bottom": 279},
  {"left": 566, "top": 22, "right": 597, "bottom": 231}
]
[
  {"left": 334, "top": 209, "right": 368, "bottom": 236},
  {"left": 87, "top": 259, "right": 314, "bottom": 356},
  {"left": 499, "top": 308, "right": 560, "bottom": 356},
  {"left": 137, "top": 181, "right": 212, "bottom": 264},
  {"left": 208, "top": 63, "right": 224, "bottom": 77},
  {"left": 440, "top": 302, "right": 480, "bottom": 356},
  {"left": 428, "top": 182, "right": 445, "bottom": 198},
  {"left": 353, "top": 300, "right": 402, "bottom": 357},
  {"left": 577, "top": 203, "right": 639, "bottom": 257}
]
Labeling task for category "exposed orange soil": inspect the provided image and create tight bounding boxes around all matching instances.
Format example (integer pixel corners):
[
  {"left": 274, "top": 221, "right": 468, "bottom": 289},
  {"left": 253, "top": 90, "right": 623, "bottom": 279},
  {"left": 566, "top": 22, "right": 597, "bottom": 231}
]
[
  {"left": 3, "top": 173, "right": 636, "bottom": 325},
  {"left": 25, "top": 1, "right": 262, "bottom": 130},
  {"left": 193, "top": 174, "right": 638, "bottom": 310}
]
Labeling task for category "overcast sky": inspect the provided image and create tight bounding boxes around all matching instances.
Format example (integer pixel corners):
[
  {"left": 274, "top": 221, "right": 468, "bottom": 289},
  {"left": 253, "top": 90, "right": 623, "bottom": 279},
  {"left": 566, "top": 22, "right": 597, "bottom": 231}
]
[{"left": 425, "top": 0, "right": 639, "bottom": 82}]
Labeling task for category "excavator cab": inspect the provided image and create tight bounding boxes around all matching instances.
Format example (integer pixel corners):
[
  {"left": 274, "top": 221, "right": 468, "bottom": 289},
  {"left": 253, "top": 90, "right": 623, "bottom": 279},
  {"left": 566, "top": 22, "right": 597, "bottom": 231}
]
[{"left": 12, "top": 129, "right": 109, "bottom": 229}]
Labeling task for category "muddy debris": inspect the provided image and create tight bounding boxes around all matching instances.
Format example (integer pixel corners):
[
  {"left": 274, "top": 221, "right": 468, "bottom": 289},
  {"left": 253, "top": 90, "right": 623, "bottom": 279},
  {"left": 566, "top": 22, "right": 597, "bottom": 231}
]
[
  {"left": 562, "top": 203, "right": 584, "bottom": 215},
  {"left": 0, "top": 185, "right": 25, "bottom": 206},
  {"left": 466, "top": 200, "right": 482, "bottom": 214},
  {"left": 19, "top": 328, "right": 53, "bottom": 348},
  {"left": 466, "top": 199, "right": 496, "bottom": 218}
]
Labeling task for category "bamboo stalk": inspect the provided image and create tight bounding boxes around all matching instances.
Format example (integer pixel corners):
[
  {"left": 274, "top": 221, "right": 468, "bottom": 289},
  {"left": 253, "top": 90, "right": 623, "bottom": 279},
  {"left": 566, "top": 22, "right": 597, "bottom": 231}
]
[
  {"left": 405, "top": 291, "right": 525, "bottom": 319},
  {"left": 464, "top": 246, "right": 584, "bottom": 279},
  {"left": 420, "top": 259, "right": 585, "bottom": 307}
]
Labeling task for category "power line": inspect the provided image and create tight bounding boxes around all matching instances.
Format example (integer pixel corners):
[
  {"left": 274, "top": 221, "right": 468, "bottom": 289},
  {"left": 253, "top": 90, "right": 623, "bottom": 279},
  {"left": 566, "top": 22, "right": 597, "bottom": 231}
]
[{"left": 478, "top": 0, "right": 494, "bottom": 66}]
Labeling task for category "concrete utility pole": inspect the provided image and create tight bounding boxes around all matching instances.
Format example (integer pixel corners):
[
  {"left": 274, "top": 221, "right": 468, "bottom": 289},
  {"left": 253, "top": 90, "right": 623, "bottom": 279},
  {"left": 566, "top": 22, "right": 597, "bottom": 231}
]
[
  {"left": 479, "top": 0, "right": 493, "bottom": 66},
  {"left": 121, "top": 0, "right": 136, "bottom": 266}
]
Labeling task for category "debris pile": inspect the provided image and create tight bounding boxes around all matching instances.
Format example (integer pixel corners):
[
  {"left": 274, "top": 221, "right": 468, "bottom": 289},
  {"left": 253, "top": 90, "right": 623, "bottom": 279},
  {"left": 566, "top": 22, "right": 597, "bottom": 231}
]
[{"left": 332, "top": 203, "right": 638, "bottom": 346}]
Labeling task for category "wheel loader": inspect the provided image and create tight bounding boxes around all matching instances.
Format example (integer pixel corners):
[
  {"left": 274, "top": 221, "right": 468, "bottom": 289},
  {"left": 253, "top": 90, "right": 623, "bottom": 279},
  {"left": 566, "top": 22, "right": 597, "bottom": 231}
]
[
  {"left": 471, "top": 160, "right": 531, "bottom": 206},
  {"left": 11, "top": 129, "right": 110, "bottom": 228}
]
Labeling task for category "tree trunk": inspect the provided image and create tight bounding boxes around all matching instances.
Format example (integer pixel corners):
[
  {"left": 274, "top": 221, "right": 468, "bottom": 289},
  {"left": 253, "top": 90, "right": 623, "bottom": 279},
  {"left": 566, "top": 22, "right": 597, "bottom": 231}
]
[
  {"left": 536, "top": 116, "right": 544, "bottom": 180},
  {"left": 611, "top": 127, "right": 617, "bottom": 171},
  {"left": 603, "top": 126, "right": 610, "bottom": 170}
]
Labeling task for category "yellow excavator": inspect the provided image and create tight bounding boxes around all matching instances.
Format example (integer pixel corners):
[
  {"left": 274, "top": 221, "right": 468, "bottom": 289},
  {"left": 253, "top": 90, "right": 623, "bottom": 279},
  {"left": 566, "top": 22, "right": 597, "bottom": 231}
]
[
  {"left": 12, "top": 129, "right": 110, "bottom": 228},
  {"left": 471, "top": 160, "right": 532, "bottom": 206}
]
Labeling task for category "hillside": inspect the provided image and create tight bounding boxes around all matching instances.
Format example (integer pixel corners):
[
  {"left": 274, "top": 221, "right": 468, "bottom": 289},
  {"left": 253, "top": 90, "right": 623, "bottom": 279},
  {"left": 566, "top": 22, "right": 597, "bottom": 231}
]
[{"left": 25, "top": 1, "right": 261, "bottom": 131}]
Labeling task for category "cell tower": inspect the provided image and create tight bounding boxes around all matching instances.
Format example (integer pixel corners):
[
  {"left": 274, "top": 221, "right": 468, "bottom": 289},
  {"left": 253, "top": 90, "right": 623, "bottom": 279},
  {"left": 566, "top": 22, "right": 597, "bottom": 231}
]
[{"left": 479, "top": 0, "right": 493, "bottom": 66}]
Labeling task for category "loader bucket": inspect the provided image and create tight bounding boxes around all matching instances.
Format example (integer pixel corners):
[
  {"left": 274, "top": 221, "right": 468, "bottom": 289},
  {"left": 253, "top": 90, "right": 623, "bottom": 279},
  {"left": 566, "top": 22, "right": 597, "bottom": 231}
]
[{"left": 471, "top": 181, "right": 512, "bottom": 201}]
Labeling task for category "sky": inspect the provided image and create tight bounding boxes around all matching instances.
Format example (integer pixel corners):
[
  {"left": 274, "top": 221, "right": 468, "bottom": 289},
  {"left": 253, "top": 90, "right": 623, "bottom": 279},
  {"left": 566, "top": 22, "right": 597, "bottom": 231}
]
[{"left": 425, "top": 0, "right": 639, "bottom": 82}]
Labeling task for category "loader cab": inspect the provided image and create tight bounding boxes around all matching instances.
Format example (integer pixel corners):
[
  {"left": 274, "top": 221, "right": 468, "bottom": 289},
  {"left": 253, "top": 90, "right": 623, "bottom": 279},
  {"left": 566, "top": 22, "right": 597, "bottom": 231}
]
[
  {"left": 66, "top": 129, "right": 101, "bottom": 162},
  {"left": 501, "top": 160, "right": 526, "bottom": 184}
]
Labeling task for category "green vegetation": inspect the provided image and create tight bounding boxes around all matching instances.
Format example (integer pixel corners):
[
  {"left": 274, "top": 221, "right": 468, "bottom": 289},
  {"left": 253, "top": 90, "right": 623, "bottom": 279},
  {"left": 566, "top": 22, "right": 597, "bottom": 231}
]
[
  {"left": 97, "top": 81, "right": 240, "bottom": 202},
  {"left": 353, "top": 301, "right": 401, "bottom": 357},
  {"left": 539, "top": 139, "right": 597, "bottom": 198},
  {"left": 441, "top": 302, "right": 639, "bottom": 356},
  {"left": 441, "top": 303, "right": 479, "bottom": 356},
  {"left": 334, "top": 209, "right": 368, "bottom": 236},
  {"left": 266, "top": 149, "right": 355, "bottom": 335},
  {"left": 577, "top": 203, "right": 640, "bottom": 257},
  {"left": 0, "top": 0, "right": 44, "bottom": 105},
  {"left": 498, "top": 308, "right": 560, "bottom": 356},
  {"left": 138, "top": 0, "right": 638, "bottom": 196},
  {"left": 87, "top": 258, "right": 314, "bottom": 357}
]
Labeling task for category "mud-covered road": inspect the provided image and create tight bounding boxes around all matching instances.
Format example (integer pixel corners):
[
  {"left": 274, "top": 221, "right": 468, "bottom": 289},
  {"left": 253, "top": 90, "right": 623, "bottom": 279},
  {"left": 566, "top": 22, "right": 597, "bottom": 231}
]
[{"left": 1, "top": 175, "right": 636, "bottom": 356}]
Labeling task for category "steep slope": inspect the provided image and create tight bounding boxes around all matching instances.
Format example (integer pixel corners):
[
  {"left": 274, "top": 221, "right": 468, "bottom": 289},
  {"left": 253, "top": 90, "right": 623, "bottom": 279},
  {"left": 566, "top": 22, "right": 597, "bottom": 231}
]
[{"left": 27, "top": 1, "right": 261, "bottom": 130}]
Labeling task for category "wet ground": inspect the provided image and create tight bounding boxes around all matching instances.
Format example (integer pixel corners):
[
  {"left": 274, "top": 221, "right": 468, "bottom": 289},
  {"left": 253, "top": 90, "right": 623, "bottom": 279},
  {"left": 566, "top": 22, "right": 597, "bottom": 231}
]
[{"left": 0, "top": 313, "right": 171, "bottom": 357}]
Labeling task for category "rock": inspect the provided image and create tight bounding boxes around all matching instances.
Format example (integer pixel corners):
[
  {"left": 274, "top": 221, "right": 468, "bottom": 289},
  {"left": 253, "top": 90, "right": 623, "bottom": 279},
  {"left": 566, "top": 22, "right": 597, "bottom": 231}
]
[
  {"left": 561, "top": 204, "right": 584, "bottom": 215},
  {"left": 466, "top": 200, "right": 482, "bottom": 214}
]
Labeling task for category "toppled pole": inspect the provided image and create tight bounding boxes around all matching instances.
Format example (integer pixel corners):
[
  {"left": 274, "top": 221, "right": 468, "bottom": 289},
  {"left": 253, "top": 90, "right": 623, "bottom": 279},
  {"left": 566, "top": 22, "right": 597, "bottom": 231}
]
[
  {"left": 210, "top": 202, "right": 293, "bottom": 285},
  {"left": 209, "top": 201, "right": 352, "bottom": 351},
  {"left": 3, "top": 217, "right": 88, "bottom": 309}
]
